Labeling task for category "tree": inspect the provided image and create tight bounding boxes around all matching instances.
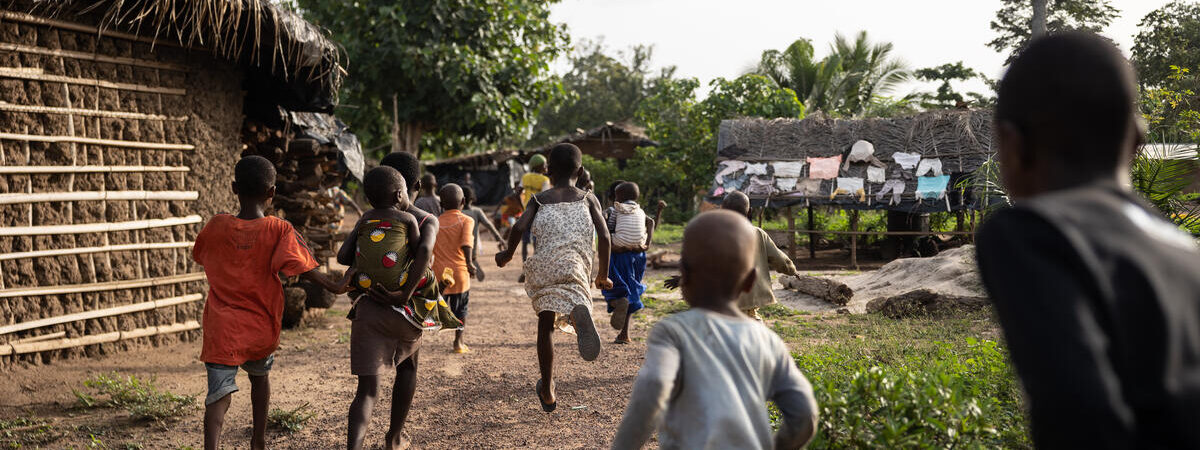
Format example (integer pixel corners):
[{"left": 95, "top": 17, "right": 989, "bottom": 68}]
[
  {"left": 527, "top": 42, "right": 674, "bottom": 145},
  {"left": 914, "top": 62, "right": 993, "bottom": 109},
  {"left": 989, "top": 0, "right": 1119, "bottom": 63},
  {"left": 1132, "top": 1, "right": 1200, "bottom": 88},
  {"left": 298, "top": 0, "right": 569, "bottom": 157},
  {"left": 755, "top": 32, "right": 908, "bottom": 117}
]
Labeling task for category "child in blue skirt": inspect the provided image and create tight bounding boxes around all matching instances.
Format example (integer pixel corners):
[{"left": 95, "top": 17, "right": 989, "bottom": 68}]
[{"left": 604, "top": 181, "right": 655, "bottom": 343}]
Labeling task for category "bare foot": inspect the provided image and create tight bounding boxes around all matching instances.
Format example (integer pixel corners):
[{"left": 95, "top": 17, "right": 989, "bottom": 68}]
[
  {"left": 613, "top": 337, "right": 631, "bottom": 344},
  {"left": 453, "top": 342, "right": 471, "bottom": 353},
  {"left": 251, "top": 436, "right": 267, "bottom": 450},
  {"left": 386, "top": 431, "right": 411, "bottom": 450}
]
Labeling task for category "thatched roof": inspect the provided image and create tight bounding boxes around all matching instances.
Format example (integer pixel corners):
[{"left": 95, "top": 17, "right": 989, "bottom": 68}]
[
  {"left": 715, "top": 110, "right": 998, "bottom": 212},
  {"left": 22, "top": 0, "right": 344, "bottom": 112},
  {"left": 425, "top": 150, "right": 523, "bottom": 170},
  {"left": 719, "top": 110, "right": 992, "bottom": 165},
  {"left": 537, "top": 121, "right": 658, "bottom": 160}
]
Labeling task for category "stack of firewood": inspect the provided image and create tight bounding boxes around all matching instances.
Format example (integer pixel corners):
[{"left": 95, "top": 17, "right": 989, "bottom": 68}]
[{"left": 240, "top": 120, "right": 349, "bottom": 261}]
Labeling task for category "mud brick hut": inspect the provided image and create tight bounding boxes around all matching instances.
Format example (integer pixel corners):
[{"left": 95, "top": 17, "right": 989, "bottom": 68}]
[
  {"left": 0, "top": 0, "right": 345, "bottom": 366},
  {"left": 548, "top": 121, "right": 658, "bottom": 160}
]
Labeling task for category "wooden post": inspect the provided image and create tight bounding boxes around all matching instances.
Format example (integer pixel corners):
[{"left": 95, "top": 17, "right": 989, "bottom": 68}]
[
  {"left": 807, "top": 206, "right": 816, "bottom": 259},
  {"left": 849, "top": 210, "right": 859, "bottom": 270},
  {"left": 786, "top": 206, "right": 796, "bottom": 261}
]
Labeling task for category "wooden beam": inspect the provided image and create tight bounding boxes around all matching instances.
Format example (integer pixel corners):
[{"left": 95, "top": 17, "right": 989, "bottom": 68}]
[
  {"left": 0, "top": 241, "right": 192, "bottom": 261},
  {"left": 0, "top": 133, "right": 193, "bottom": 150},
  {"left": 0, "top": 43, "right": 188, "bottom": 71},
  {"left": 0, "top": 272, "right": 205, "bottom": 299},
  {"left": 0, "top": 293, "right": 202, "bottom": 335},
  {"left": 0, "top": 215, "right": 201, "bottom": 237},
  {"left": 0, "top": 190, "right": 198, "bottom": 204},
  {"left": 0, "top": 102, "right": 188, "bottom": 121},
  {"left": 0, "top": 165, "right": 190, "bottom": 174},
  {"left": 0, "top": 321, "right": 200, "bottom": 356},
  {"left": 0, "top": 67, "right": 186, "bottom": 95}
]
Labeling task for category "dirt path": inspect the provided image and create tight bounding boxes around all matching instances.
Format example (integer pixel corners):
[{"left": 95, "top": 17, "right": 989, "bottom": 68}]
[{"left": 1, "top": 241, "right": 656, "bottom": 449}]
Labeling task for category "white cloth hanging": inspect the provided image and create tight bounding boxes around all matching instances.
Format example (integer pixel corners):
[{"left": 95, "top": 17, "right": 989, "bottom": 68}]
[
  {"left": 892, "top": 152, "right": 921, "bottom": 170},
  {"left": 866, "top": 166, "right": 886, "bottom": 184},
  {"left": 771, "top": 161, "right": 806, "bottom": 178},
  {"left": 744, "top": 163, "right": 769, "bottom": 176},
  {"left": 715, "top": 160, "right": 747, "bottom": 184}
]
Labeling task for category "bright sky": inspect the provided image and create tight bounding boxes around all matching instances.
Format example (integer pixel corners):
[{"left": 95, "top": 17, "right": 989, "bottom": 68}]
[{"left": 549, "top": 0, "right": 1172, "bottom": 98}]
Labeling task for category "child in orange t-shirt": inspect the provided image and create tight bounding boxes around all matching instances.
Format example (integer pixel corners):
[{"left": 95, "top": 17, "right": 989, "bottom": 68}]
[
  {"left": 192, "top": 156, "right": 352, "bottom": 450},
  {"left": 432, "top": 184, "right": 475, "bottom": 353}
]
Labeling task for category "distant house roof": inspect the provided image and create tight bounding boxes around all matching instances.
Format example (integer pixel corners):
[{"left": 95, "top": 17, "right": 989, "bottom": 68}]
[
  {"left": 21, "top": 0, "right": 345, "bottom": 112},
  {"left": 536, "top": 121, "right": 658, "bottom": 160},
  {"left": 424, "top": 150, "right": 523, "bottom": 170}
]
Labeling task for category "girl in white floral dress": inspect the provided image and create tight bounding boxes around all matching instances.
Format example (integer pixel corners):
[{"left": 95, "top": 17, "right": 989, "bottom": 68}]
[{"left": 496, "top": 143, "right": 612, "bottom": 413}]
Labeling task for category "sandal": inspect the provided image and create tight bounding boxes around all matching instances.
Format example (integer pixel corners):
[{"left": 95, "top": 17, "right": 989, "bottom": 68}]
[
  {"left": 609, "top": 298, "right": 629, "bottom": 330},
  {"left": 535, "top": 378, "right": 556, "bottom": 412},
  {"left": 571, "top": 304, "right": 601, "bottom": 361}
]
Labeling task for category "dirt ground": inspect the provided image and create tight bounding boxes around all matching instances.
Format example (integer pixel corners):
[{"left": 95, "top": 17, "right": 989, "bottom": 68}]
[{"left": 0, "top": 240, "right": 670, "bottom": 449}]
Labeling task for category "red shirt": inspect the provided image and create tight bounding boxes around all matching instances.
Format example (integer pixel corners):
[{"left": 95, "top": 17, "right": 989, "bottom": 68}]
[{"left": 192, "top": 215, "right": 317, "bottom": 365}]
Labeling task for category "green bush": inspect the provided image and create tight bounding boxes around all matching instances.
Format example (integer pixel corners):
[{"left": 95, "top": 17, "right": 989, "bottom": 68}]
[
  {"left": 269, "top": 403, "right": 317, "bottom": 433},
  {"left": 794, "top": 338, "right": 1028, "bottom": 449},
  {"left": 74, "top": 373, "right": 196, "bottom": 423}
]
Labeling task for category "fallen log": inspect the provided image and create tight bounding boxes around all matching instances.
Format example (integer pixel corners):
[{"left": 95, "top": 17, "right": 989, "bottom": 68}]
[
  {"left": 865, "top": 289, "right": 989, "bottom": 318},
  {"left": 781, "top": 275, "right": 854, "bottom": 305}
]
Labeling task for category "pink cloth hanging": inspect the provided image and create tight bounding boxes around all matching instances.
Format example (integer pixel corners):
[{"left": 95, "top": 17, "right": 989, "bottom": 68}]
[{"left": 806, "top": 155, "right": 842, "bottom": 180}]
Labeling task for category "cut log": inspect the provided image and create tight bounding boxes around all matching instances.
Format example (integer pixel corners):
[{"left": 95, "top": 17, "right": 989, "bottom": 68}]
[
  {"left": 865, "top": 289, "right": 989, "bottom": 318},
  {"left": 781, "top": 275, "right": 854, "bottom": 305}
]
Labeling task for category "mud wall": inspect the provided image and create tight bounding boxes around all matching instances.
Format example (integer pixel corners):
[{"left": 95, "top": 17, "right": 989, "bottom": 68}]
[{"left": 0, "top": 13, "right": 243, "bottom": 367}]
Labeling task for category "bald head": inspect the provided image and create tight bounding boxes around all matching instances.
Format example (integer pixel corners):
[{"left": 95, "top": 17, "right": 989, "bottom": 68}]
[
  {"left": 440, "top": 183, "right": 464, "bottom": 211},
  {"left": 681, "top": 210, "right": 758, "bottom": 307},
  {"left": 720, "top": 191, "right": 751, "bottom": 218},
  {"left": 420, "top": 173, "right": 438, "bottom": 193}
]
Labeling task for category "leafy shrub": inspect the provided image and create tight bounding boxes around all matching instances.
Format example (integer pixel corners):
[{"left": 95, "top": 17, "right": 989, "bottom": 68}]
[
  {"left": 795, "top": 338, "right": 1028, "bottom": 449},
  {"left": 1, "top": 416, "right": 63, "bottom": 448},
  {"left": 74, "top": 373, "right": 196, "bottom": 423},
  {"left": 269, "top": 403, "right": 317, "bottom": 433}
]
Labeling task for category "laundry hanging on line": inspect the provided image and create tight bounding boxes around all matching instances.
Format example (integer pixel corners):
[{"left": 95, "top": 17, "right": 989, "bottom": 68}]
[
  {"left": 715, "top": 160, "right": 746, "bottom": 184},
  {"left": 916, "top": 158, "right": 944, "bottom": 177},
  {"left": 916, "top": 175, "right": 951, "bottom": 200},
  {"left": 866, "top": 166, "right": 886, "bottom": 184},
  {"left": 830, "top": 177, "right": 866, "bottom": 202},
  {"left": 892, "top": 152, "right": 921, "bottom": 170},
  {"left": 806, "top": 155, "right": 842, "bottom": 180},
  {"left": 876, "top": 179, "right": 905, "bottom": 205},
  {"left": 771, "top": 161, "right": 806, "bottom": 178}
]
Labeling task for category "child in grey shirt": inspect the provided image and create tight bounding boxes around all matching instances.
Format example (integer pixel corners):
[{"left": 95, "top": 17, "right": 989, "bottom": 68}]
[{"left": 611, "top": 210, "right": 817, "bottom": 450}]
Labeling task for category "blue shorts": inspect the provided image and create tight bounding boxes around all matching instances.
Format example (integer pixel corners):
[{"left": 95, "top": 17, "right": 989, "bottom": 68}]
[{"left": 204, "top": 355, "right": 274, "bottom": 405}]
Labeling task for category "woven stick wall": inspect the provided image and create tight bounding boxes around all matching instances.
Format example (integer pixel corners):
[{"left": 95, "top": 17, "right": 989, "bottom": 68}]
[{"left": 0, "top": 10, "right": 241, "bottom": 365}]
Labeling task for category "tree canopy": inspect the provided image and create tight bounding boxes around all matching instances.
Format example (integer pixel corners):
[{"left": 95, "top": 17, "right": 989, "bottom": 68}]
[
  {"left": 754, "top": 32, "right": 909, "bottom": 117},
  {"left": 989, "top": 0, "right": 1119, "bottom": 63},
  {"left": 914, "top": 62, "right": 993, "bottom": 109},
  {"left": 298, "top": 0, "right": 569, "bottom": 157},
  {"left": 1132, "top": 1, "right": 1200, "bottom": 88}
]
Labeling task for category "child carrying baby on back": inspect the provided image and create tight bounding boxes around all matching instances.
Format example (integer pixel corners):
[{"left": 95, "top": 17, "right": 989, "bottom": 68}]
[{"left": 604, "top": 181, "right": 654, "bottom": 344}]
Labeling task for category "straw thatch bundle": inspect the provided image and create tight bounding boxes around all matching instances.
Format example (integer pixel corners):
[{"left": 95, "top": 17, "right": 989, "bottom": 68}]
[
  {"left": 718, "top": 110, "right": 993, "bottom": 169},
  {"left": 19, "top": 0, "right": 344, "bottom": 110}
]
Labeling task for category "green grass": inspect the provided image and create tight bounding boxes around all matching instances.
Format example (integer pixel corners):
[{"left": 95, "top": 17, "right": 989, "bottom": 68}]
[
  {"left": 1, "top": 416, "right": 63, "bottom": 448},
  {"left": 268, "top": 403, "right": 317, "bottom": 433},
  {"left": 74, "top": 373, "right": 196, "bottom": 424},
  {"left": 638, "top": 298, "right": 1029, "bottom": 448},
  {"left": 651, "top": 223, "right": 684, "bottom": 245}
]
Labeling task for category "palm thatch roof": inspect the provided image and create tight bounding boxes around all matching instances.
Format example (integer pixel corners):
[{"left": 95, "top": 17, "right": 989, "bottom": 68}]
[
  {"left": 536, "top": 121, "right": 658, "bottom": 160},
  {"left": 20, "top": 0, "right": 344, "bottom": 112}
]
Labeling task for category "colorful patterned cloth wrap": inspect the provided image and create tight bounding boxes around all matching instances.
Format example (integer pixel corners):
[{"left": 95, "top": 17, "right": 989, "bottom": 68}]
[{"left": 351, "top": 218, "right": 461, "bottom": 331}]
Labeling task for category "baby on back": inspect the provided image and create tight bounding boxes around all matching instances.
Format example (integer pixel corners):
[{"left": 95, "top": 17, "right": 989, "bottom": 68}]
[{"left": 348, "top": 166, "right": 459, "bottom": 330}]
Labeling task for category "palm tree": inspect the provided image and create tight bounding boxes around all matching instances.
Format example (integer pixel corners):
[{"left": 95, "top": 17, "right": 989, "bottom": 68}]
[{"left": 755, "top": 31, "right": 910, "bottom": 117}]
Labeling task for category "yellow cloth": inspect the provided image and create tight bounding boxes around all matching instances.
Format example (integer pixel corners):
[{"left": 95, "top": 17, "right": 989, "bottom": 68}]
[
  {"left": 521, "top": 172, "right": 550, "bottom": 206},
  {"left": 737, "top": 226, "right": 797, "bottom": 310}
]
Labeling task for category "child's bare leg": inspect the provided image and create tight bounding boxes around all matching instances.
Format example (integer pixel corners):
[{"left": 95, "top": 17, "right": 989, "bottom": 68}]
[
  {"left": 536, "top": 311, "right": 556, "bottom": 404},
  {"left": 204, "top": 394, "right": 232, "bottom": 450},
  {"left": 347, "top": 375, "right": 379, "bottom": 450},
  {"left": 249, "top": 374, "right": 270, "bottom": 450},
  {"left": 386, "top": 352, "right": 419, "bottom": 450},
  {"left": 453, "top": 328, "right": 466, "bottom": 352},
  {"left": 616, "top": 311, "right": 636, "bottom": 343}
]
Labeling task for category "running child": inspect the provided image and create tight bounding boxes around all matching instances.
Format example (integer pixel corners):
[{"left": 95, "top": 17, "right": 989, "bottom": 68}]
[
  {"left": 192, "top": 156, "right": 353, "bottom": 450},
  {"left": 604, "top": 181, "right": 654, "bottom": 344},
  {"left": 462, "top": 186, "right": 506, "bottom": 281},
  {"left": 720, "top": 191, "right": 798, "bottom": 321},
  {"left": 610, "top": 210, "right": 817, "bottom": 450},
  {"left": 432, "top": 184, "right": 476, "bottom": 353},
  {"left": 413, "top": 173, "right": 442, "bottom": 216},
  {"left": 517, "top": 154, "right": 551, "bottom": 282},
  {"left": 496, "top": 143, "right": 612, "bottom": 412},
  {"left": 337, "top": 159, "right": 453, "bottom": 450}
]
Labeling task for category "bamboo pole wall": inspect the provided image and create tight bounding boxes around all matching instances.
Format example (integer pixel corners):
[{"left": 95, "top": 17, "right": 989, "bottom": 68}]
[{"left": 0, "top": 11, "right": 218, "bottom": 365}]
